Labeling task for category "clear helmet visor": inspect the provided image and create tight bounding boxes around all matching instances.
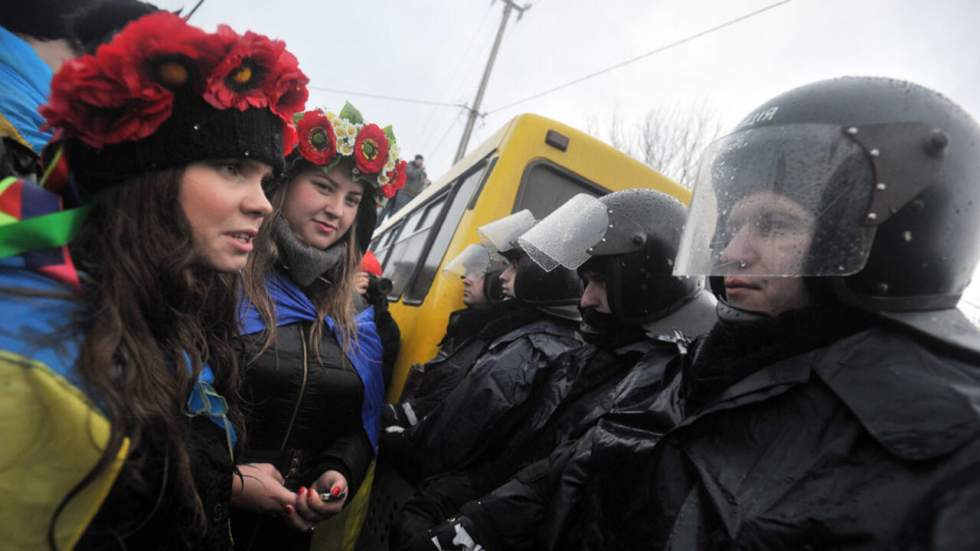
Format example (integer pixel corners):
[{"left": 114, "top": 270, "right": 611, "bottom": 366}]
[
  {"left": 674, "top": 123, "right": 877, "bottom": 277},
  {"left": 478, "top": 209, "right": 537, "bottom": 253},
  {"left": 517, "top": 194, "right": 610, "bottom": 272},
  {"left": 443, "top": 243, "right": 505, "bottom": 278}
]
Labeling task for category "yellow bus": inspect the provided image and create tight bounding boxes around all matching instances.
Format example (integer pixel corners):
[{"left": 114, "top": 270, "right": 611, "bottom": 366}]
[{"left": 369, "top": 113, "right": 690, "bottom": 401}]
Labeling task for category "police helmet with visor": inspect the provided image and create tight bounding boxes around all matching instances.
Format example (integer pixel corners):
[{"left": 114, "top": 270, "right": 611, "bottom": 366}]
[{"left": 673, "top": 76, "right": 980, "bottom": 351}]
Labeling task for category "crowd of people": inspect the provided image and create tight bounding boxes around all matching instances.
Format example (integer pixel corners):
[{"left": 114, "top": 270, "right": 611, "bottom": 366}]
[{"left": 2, "top": 2, "right": 980, "bottom": 551}]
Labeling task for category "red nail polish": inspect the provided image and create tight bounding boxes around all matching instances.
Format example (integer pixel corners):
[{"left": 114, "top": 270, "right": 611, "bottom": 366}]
[
  {"left": 298, "top": 486, "right": 306, "bottom": 496},
  {"left": 331, "top": 486, "right": 342, "bottom": 497},
  {"left": 285, "top": 505, "right": 294, "bottom": 514}
]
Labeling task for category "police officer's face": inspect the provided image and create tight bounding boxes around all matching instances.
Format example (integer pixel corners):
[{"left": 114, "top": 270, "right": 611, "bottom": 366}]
[
  {"left": 499, "top": 263, "right": 517, "bottom": 298},
  {"left": 579, "top": 272, "right": 611, "bottom": 314},
  {"left": 718, "top": 191, "right": 813, "bottom": 316},
  {"left": 462, "top": 273, "right": 487, "bottom": 307}
]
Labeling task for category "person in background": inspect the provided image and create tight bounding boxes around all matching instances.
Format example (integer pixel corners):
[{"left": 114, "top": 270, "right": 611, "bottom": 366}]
[
  {"left": 0, "top": 12, "right": 305, "bottom": 549},
  {"left": 386, "top": 154, "right": 429, "bottom": 216},
  {"left": 1, "top": 0, "right": 88, "bottom": 157},
  {"left": 235, "top": 103, "right": 405, "bottom": 550},
  {"left": 356, "top": 249, "right": 401, "bottom": 389}
]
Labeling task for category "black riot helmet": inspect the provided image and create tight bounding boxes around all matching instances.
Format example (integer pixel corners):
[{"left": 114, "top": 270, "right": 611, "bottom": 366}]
[
  {"left": 518, "top": 189, "right": 702, "bottom": 324},
  {"left": 672, "top": 76, "right": 980, "bottom": 350},
  {"left": 477, "top": 210, "right": 582, "bottom": 309}
]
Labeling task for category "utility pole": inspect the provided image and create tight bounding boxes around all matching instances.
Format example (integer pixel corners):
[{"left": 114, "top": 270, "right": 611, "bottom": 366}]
[{"left": 453, "top": 0, "right": 530, "bottom": 163}]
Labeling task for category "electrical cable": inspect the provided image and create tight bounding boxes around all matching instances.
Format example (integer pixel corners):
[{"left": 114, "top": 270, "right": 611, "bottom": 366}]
[
  {"left": 308, "top": 86, "right": 466, "bottom": 109},
  {"left": 484, "top": 0, "right": 793, "bottom": 116}
]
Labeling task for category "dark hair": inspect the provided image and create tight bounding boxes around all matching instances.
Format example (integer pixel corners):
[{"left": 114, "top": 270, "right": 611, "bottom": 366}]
[
  {"left": 67, "top": 0, "right": 160, "bottom": 54},
  {"left": 55, "top": 167, "right": 243, "bottom": 545},
  {"left": 414, "top": 154, "right": 424, "bottom": 161},
  {"left": 0, "top": 0, "right": 89, "bottom": 40}
]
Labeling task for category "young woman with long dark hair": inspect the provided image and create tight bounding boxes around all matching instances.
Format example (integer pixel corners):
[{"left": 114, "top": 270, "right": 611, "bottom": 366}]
[{"left": 0, "top": 12, "right": 308, "bottom": 549}]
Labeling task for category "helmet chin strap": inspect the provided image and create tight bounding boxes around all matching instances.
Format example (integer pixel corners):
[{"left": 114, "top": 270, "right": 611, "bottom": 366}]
[
  {"left": 715, "top": 299, "right": 770, "bottom": 323},
  {"left": 709, "top": 275, "right": 771, "bottom": 322}
]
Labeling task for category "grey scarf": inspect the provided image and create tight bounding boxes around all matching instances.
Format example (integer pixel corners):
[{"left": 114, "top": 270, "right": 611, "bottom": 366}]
[{"left": 272, "top": 216, "right": 346, "bottom": 287}]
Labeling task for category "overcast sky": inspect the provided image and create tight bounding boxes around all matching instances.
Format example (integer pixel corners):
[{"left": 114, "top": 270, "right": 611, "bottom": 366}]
[{"left": 154, "top": 0, "right": 980, "bottom": 318}]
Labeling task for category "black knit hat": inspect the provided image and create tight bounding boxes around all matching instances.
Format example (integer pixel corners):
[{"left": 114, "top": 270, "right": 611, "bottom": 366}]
[
  {"left": 66, "top": 93, "right": 286, "bottom": 192},
  {"left": 41, "top": 11, "right": 309, "bottom": 195}
]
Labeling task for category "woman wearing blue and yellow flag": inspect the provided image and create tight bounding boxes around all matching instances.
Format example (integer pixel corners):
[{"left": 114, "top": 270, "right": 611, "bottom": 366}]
[
  {"left": 232, "top": 103, "right": 402, "bottom": 551},
  {"left": 0, "top": 11, "right": 309, "bottom": 550}
]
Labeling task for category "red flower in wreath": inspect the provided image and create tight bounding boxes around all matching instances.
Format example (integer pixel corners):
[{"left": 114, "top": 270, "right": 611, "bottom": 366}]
[
  {"left": 297, "top": 110, "right": 337, "bottom": 165},
  {"left": 203, "top": 29, "right": 288, "bottom": 112},
  {"left": 267, "top": 50, "right": 309, "bottom": 123},
  {"left": 381, "top": 160, "right": 408, "bottom": 199},
  {"left": 98, "top": 12, "right": 226, "bottom": 93},
  {"left": 281, "top": 120, "right": 299, "bottom": 156},
  {"left": 353, "top": 124, "right": 390, "bottom": 174},
  {"left": 41, "top": 53, "right": 174, "bottom": 148}
]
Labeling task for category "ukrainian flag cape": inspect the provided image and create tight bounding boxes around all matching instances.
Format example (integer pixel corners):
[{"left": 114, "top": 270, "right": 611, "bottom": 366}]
[{"left": 0, "top": 177, "right": 236, "bottom": 549}]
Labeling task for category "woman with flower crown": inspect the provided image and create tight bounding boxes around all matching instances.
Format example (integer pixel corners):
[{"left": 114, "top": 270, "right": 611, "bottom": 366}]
[
  {"left": 234, "top": 102, "right": 406, "bottom": 550},
  {"left": 0, "top": 12, "right": 309, "bottom": 550}
]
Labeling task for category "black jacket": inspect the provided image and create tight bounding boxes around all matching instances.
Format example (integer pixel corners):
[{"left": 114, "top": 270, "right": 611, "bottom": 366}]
[
  {"left": 231, "top": 323, "right": 373, "bottom": 551},
  {"left": 545, "top": 323, "right": 980, "bottom": 550},
  {"left": 443, "top": 339, "right": 686, "bottom": 551},
  {"left": 393, "top": 303, "right": 528, "bottom": 426},
  {"left": 387, "top": 311, "right": 581, "bottom": 483},
  {"left": 77, "top": 417, "right": 235, "bottom": 550}
]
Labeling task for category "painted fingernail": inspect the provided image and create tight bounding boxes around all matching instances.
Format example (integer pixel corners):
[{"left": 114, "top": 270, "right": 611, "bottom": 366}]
[
  {"left": 298, "top": 486, "right": 307, "bottom": 496},
  {"left": 331, "top": 485, "right": 342, "bottom": 497},
  {"left": 285, "top": 505, "right": 294, "bottom": 514}
]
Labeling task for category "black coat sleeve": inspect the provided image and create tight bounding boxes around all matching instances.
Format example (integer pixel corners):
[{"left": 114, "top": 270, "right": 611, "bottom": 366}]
[{"left": 314, "top": 425, "right": 373, "bottom": 498}]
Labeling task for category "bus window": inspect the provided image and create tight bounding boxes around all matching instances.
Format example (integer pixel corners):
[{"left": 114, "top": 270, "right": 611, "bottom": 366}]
[
  {"left": 403, "top": 159, "right": 493, "bottom": 304},
  {"left": 515, "top": 160, "right": 606, "bottom": 218},
  {"left": 381, "top": 192, "right": 450, "bottom": 298}
]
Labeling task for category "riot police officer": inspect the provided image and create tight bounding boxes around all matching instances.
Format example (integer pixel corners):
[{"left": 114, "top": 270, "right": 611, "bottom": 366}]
[
  {"left": 551, "top": 77, "right": 980, "bottom": 550},
  {"left": 387, "top": 243, "right": 508, "bottom": 427},
  {"left": 400, "top": 189, "right": 717, "bottom": 550},
  {"left": 385, "top": 211, "right": 584, "bottom": 542}
]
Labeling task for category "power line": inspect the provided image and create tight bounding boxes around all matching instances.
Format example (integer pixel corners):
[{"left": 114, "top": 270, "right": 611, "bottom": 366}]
[
  {"left": 308, "top": 86, "right": 465, "bottom": 109},
  {"left": 430, "top": 108, "right": 466, "bottom": 162},
  {"left": 417, "top": 3, "right": 497, "bottom": 155},
  {"left": 484, "top": 0, "right": 793, "bottom": 116}
]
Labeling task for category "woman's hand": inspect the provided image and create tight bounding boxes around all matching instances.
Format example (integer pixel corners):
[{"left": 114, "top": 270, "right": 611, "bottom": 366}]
[
  {"left": 292, "top": 470, "right": 350, "bottom": 528},
  {"left": 354, "top": 272, "right": 371, "bottom": 296},
  {"left": 230, "top": 463, "right": 309, "bottom": 531}
]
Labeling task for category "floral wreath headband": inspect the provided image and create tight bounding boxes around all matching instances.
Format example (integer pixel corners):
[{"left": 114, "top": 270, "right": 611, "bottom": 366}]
[
  {"left": 295, "top": 103, "right": 407, "bottom": 201},
  {"left": 40, "top": 12, "right": 309, "bottom": 173}
]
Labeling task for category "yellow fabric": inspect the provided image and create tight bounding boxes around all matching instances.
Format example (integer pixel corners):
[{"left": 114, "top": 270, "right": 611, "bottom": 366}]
[
  {"left": 0, "top": 113, "right": 30, "bottom": 150},
  {"left": 0, "top": 350, "right": 128, "bottom": 550},
  {"left": 310, "top": 460, "right": 375, "bottom": 551}
]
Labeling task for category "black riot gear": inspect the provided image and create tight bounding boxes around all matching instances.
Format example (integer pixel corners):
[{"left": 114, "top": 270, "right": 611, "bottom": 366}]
[
  {"left": 519, "top": 189, "right": 703, "bottom": 324},
  {"left": 483, "top": 268, "right": 507, "bottom": 305},
  {"left": 675, "top": 76, "right": 980, "bottom": 351},
  {"left": 511, "top": 252, "right": 582, "bottom": 307}
]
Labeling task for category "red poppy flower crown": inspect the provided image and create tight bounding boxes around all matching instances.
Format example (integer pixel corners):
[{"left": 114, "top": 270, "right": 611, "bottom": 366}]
[
  {"left": 294, "top": 103, "right": 407, "bottom": 201},
  {"left": 40, "top": 12, "right": 309, "bottom": 193}
]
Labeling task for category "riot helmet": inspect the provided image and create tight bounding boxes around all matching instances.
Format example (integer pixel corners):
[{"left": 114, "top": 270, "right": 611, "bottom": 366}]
[
  {"left": 443, "top": 243, "right": 507, "bottom": 280},
  {"left": 443, "top": 243, "right": 507, "bottom": 307},
  {"left": 519, "top": 190, "right": 702, "bottom": 324},
  {"left": 476, "top": 211, "right": 582, "bottom": 310},
  {"left": 673, "top": 76, "right": 980, "bottom": 349}
]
